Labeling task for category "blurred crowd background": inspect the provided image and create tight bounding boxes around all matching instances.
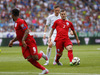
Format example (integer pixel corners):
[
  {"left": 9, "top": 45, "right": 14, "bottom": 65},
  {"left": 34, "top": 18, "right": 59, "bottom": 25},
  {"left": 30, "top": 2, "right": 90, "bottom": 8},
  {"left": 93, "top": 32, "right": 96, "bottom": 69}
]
[{"left": 0, "top": 0, "right": 100, "bottom": 34}]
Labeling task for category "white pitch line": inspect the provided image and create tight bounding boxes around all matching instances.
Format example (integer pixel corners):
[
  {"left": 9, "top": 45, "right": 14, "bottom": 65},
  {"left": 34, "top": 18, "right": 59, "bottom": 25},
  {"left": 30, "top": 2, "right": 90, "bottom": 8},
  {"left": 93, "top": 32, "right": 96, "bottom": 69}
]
[
  {"left": 47, "top": 73, "right": 100, "bottom": 75},
  {"left": 0, "top": 72, "right": 100, "bottom": 75}
]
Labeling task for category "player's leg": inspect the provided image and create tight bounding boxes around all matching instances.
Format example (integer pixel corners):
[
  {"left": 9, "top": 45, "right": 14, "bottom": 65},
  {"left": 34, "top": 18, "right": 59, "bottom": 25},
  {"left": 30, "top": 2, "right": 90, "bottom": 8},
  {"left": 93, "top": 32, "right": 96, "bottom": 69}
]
[
  {"left": 55, "top": 52, "right": 63, "bottom": 65},
  {"left": 66, "top": 44, "right": 73, "bottom": 65},
  {"left": 55, "top": 40, "right": 64, "bottom": 65},
  {"left": 51, "top": 35, "right": 57, "bottom": 65},
  {"left": 66, "top": 45, "right": 73, "bottom": 66},
  {"left": 44, "top": 40, "right": 53, "bottom": 65},
  {"left": 53, "top": 48, "right": 57, "bottom": 65},
  {"left": 30, "top": 45, "right": 49, "bottom": 74},
  {"left": 27, "top": 57, "right": 49, "bottom": 74},
  {"left": 64, "top": 40, "right": 73, "bottom": 66},
  {"left": 66, "top": 45, "right": 73, "bottom": 61},
  {"left": 27, "top": 56, "right": 49, "bottom": 74},
  {"left": 22, "top": 46, "right": 49, "bottom": 74}
]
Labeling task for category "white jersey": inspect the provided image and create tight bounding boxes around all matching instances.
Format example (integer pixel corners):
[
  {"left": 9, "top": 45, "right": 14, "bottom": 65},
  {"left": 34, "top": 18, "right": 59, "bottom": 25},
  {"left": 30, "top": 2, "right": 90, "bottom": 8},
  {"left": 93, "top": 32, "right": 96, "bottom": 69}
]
[{"left": 46, "top": 13, "right": 61, "bottom": 34}]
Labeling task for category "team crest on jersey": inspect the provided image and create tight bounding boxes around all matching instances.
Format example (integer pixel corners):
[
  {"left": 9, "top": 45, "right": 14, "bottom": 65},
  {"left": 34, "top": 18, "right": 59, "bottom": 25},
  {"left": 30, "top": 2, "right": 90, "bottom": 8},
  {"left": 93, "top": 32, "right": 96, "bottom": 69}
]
[
  {"left": 14, "top": 23, "right": 17, "bottom": 27},
  {"left": 21, "top": 24, "right": 24, "bottom": 27},
  {"left": 57, "top": 49, "right": 60, "bottom": 52},
  {"left": 66, "top": 22, "right": 69, "bottom": 26}
]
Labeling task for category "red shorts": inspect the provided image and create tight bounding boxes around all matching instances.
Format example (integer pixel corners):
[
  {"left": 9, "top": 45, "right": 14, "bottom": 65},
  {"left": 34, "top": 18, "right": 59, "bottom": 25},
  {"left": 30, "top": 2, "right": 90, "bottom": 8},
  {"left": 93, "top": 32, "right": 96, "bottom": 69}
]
[
  {"left": 21, "top": 38, "right": 38, "bottom": 59},
  {"left": 56, "top": 39, "right": 73, "bottom": 53}
]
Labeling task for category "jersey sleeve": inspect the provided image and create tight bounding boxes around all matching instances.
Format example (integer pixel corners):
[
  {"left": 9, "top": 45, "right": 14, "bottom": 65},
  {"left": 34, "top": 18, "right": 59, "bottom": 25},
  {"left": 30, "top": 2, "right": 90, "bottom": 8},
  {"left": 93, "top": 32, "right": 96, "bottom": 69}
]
[
  {"left": 46, "top": 16, "right": 51, "bottom": 25},
  {"left": 70, "top": 21, "right": 75, "bottom": 31},
  {"left": 52, "top": 20, "right": 57, "bottom": 29},
  {"left": 19, "top": 20, "right": 28, "bottom": 31}
]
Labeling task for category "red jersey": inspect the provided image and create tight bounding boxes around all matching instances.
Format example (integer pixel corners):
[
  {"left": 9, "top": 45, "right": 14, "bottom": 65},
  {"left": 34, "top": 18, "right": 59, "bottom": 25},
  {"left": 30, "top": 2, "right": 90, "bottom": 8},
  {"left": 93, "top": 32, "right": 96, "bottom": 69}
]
[
  {"left": 52, "top": 19, "right": 75, "bottom": 41},
  {"left": 14, "top": 18, "right": 32, "bottom": 46}
]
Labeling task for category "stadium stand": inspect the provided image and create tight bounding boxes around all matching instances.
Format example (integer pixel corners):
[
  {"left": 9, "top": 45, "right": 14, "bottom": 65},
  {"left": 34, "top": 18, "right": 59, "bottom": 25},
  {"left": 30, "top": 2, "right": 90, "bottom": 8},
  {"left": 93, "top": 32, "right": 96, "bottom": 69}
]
[{"left": 0, "top": 0, "right": 100, "bottom": 33}]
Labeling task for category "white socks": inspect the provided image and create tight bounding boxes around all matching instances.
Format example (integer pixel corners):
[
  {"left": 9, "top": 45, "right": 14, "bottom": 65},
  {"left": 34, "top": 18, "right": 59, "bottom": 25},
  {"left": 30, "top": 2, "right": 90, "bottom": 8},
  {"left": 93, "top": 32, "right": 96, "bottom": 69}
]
[
  {"left": 46, "top": 47, "right": 51, "bottom": 61},
  {"left": 54, "top": 49, "right": 57, "bottom": 62}
]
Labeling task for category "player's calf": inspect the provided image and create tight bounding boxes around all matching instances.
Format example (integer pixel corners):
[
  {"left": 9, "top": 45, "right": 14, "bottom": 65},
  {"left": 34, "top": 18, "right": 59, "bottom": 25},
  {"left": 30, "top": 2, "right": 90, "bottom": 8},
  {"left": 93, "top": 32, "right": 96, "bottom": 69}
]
[
  {"left": 55, "top": 53, "right": 63, "bottom": 66},
  {"left": 40, "top": 51, "right": 48, "bottom": 60}
]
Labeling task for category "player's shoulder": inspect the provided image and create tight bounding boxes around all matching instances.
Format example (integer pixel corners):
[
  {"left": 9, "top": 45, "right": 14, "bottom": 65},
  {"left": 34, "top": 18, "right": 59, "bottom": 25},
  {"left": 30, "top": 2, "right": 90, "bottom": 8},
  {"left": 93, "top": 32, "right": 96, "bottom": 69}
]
[
  {"left": 56, "top": 19, "right": 62, "bottom": 21},
  {"left": 17, "top": 18, "right": 24, "bottom": 23},
  {"left": 48, "top": 14, "right": 55, "bottom": 18},
  {"left": 54, "top": 19, "right": 61, "bottom": 23},
  {"left": 66, "top": 20, "right": 72, "bottom": 24}
]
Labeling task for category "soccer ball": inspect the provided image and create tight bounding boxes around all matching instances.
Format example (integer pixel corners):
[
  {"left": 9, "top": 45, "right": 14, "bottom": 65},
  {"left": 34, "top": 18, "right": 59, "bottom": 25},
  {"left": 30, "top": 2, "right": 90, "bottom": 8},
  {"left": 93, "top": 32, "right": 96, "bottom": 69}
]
[{"left": 72, "top": 57, "right": 80, "bottom": 65}]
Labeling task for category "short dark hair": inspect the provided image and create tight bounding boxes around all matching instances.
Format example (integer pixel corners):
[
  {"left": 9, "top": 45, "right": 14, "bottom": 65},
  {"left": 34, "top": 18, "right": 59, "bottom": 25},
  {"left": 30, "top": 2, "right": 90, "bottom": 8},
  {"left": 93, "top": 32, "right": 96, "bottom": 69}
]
[
  {"left": 60, "top": 9, "right": 66, "bottom": 13},
  {"left": 54, "top": 5, "right": 60, "bottom": 9},
  {"left": 12, "top": 8, "right": 20, "bottom": 16}
]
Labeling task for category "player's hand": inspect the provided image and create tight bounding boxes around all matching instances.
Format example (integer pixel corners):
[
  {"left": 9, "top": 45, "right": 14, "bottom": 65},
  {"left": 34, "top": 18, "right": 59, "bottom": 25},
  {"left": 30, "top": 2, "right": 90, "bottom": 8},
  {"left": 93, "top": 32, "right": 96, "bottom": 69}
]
[
  {"left": 8, "top": 40, "right": 13, "bottom": 47},
  {"left": 48, "top": 37, "right": 51, "bottom": 44},
  {"left": 43, "top": 34, "right": 46, "bottom": 39},
  {"left": 77, "top": 40, "right": 80, "bottom": 45},
  {"left": 22, "top": 41, "right": 27, "bottom": 48}
]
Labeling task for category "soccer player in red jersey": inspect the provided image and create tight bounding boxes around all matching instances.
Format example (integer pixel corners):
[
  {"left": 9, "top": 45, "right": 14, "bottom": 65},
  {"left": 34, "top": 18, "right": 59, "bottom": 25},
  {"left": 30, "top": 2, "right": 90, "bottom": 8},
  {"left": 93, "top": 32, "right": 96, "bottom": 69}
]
[
  {"left": 8, "top": 8, "right": 49, "bottom": 74},
  {"left": 49, "top": 9, "right": 80, "bottom": 66}
]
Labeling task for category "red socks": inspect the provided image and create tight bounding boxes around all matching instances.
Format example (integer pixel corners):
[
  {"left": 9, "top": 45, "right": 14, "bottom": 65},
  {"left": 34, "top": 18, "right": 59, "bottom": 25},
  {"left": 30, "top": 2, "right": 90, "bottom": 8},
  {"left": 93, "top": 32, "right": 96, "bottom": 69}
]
[
  {"left": 37, "top": 53, "right": 43, "bottom": 60},
  {"left": 28, "top": 58, "right": 45, "bottom": 70},
  {"left": 55, "top": 54, "right": 61, "bottom": 62},
  {"left": 68, "top": 50, "right": 73, "bottom": 62},
  {"left": 55, "top": 50, "right": 73, "bottom": 63}
]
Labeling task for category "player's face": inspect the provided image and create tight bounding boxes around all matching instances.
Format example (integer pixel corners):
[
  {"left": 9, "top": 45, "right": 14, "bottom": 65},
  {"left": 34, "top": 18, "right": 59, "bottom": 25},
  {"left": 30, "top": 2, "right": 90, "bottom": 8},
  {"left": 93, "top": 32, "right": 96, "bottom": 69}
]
[
  {"left": 60, "top": 11, "right": 67, "bottom": 20},
  {"left": 54, "top": 7, "right": 60, "bottom": 16}
]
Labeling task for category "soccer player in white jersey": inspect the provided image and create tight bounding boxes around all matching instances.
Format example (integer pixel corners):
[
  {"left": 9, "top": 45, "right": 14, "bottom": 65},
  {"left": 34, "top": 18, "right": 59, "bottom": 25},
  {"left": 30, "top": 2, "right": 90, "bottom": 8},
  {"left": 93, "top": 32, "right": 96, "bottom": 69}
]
[{"left": 43, "top": 5, "right": 61, "bottom": 65}]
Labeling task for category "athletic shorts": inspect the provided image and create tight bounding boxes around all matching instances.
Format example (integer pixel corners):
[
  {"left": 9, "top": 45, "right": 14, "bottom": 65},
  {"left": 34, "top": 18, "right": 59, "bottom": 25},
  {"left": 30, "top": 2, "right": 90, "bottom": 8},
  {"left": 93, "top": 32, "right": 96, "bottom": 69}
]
[
  {"left": 21, "top": 38, "right": 38, "bottom": 59},
  {"left": 56, "top": 39, "right": 73, "bottom": 53}
]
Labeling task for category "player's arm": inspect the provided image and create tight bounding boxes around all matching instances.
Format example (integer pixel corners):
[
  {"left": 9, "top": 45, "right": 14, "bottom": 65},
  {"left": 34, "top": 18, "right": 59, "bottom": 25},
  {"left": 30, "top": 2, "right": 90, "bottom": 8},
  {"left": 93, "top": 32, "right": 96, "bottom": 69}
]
[
  {"left": 20, "top": 20, "right": 29, "bottom": 48},
  {"left": 43, "top": 25, "right": 48, "bottom": 39},
  {"left": 48, "top": 20, "right": 57, "bottom": 43},
  {"left": 66, "top": 18, "right": 74, "bottom": 35},
  {"left": 70, "top": 21, "right": 80, "bottom": 45},
  {"left": 48, "top": 28, "right": 54, "bottom": 43},
  {"left": 8, "top": 37, "right": 17, "bottom": 47},
  {"left": 22, "top": 29, "right": 29, "bottom": 41},
  {"left": 43, "top": 16, "right": 51, "bottom": 39},
  {"left": 73, "top": 30, "right": 80, "bottom": 45},
  {"left": 22, "top": 29, "right": 29, "bottom": 48}
]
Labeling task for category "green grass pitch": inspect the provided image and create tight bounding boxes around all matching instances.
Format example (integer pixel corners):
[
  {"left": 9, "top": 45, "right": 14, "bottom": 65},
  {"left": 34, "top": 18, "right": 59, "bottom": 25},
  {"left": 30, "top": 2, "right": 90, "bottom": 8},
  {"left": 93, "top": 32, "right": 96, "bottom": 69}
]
[{"left": 0, "top": 45, "right": 100, "bottom": 75}]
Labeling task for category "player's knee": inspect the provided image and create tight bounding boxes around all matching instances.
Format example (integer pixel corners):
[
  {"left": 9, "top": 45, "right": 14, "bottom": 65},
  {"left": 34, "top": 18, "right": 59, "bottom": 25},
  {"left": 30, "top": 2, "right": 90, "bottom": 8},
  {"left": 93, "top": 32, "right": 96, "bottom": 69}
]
[
  {"left": 66, "top": 45, "right": 73, "bottom": 50},
  {"left": 32, "top": 55, "right": 38, "bottom": 61},
  {"left": 68, "top": 47, "right": 72, "bottom": 51}
]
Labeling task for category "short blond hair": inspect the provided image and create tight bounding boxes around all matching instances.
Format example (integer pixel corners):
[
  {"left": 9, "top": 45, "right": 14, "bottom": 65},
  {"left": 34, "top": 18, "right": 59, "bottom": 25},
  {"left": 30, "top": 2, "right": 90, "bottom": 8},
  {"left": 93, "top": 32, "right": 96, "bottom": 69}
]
[{"left": 54, "top": 5, "right": 60, "bottom": 9}]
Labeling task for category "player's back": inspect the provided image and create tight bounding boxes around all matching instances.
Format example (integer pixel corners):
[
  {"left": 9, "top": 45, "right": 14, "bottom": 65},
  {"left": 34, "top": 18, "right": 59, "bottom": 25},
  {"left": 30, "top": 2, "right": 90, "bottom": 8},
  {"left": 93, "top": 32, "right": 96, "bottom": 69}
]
[{"left": 14, "top": 18, "right": 31, "bottom": 42}]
